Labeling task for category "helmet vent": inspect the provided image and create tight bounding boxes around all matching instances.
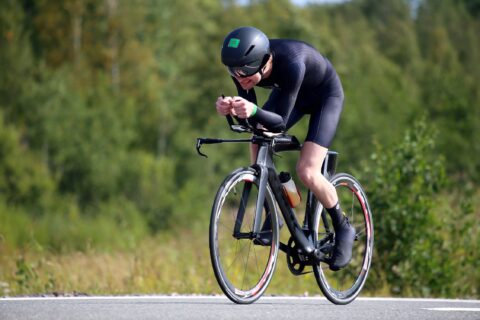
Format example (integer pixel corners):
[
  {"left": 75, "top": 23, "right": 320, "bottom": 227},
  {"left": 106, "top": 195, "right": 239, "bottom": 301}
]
[{"left": 244, "top": 45, "right": 255, "bottom": 56}]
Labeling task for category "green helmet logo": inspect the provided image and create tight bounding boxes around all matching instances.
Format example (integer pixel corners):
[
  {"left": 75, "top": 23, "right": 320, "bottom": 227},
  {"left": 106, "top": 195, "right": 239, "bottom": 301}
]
[{"left": 227, "top": 38, "right": 240, "bottom": 48}]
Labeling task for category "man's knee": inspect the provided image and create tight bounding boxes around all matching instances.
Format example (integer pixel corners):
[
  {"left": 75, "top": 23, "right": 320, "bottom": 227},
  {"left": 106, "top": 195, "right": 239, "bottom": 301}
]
[
  {"left": 297, "top": 141, "right": 329, "bottom": 189},
  {"left": 296, "top": 164, "right": 318, "bottom": 188},
  {"left": 298, "top": 162, "right": 333, "bottom": 190}
]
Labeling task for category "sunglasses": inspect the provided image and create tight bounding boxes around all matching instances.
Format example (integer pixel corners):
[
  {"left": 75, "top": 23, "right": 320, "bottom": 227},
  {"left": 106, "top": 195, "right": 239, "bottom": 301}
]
[
  {"left": 226, "top": 65, "right": 261, "bottom": 78},
  {"left": 226, "top": 54, "right": 270, "bottom": 78}
]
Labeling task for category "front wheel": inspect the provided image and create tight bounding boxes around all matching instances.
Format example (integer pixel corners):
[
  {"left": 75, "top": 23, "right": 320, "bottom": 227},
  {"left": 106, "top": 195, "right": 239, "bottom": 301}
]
[
  {"left": 209, "top": 168, "right": 280, "bottom": 304},
  {"left": 312, "top": 173, "right": 374, "bottom": 305}
]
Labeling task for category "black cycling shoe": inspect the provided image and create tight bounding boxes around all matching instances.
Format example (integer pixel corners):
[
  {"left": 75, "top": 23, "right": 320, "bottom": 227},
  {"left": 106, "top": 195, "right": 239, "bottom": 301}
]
[{"left": 329, "top": 218, "right": 356, "bottom": 271}]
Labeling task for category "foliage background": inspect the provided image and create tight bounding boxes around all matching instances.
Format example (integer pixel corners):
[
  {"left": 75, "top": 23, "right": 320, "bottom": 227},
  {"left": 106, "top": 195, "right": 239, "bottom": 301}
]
[{"left": 0, "top": 0, "right": 478, "bottom": 298}]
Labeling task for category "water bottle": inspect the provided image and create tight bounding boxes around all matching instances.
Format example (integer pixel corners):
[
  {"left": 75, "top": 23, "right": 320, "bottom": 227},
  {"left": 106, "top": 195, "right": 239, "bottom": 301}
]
[{"left": 279, "top": 172, "right": 301, "bottom": 208}]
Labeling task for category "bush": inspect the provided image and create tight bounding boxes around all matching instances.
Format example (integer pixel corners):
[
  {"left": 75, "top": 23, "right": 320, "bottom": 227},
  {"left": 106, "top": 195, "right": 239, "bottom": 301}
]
[
  {"left": 360, "top": 117, "right": 450, "bottom": 295},
  {"left": 0, "top": 113, "right": 55, "bottom": 214},
  {"left": 0, "top": 197, "right": 148, "bottom": 253},
  {"left": 119, "top": 151, "right": 176, "bottom": 232}
]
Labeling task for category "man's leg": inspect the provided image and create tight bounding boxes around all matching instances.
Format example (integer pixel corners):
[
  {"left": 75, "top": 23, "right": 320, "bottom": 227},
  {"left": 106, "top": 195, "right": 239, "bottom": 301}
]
[
  {"left": 296, "top": 141, "right": 355, "bottom": 270},
  {"left": 296, "top": 142, "right": 337, "bottom": 207}
]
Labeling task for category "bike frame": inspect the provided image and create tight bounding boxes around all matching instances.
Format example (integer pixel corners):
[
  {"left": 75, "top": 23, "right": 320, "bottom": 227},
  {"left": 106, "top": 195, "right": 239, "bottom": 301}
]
[
  {"left": 197, "top": 116, "right": 339, "bottom": 260},
  {"left": 252, "top": 136, "right": 316, "bottom": 254}
]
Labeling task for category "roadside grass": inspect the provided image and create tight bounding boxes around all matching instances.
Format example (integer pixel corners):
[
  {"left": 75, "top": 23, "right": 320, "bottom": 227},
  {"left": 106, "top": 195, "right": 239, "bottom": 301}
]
[
  {"left": 0, "top": 190, "right": 477, "bottom": 298},
  {"left": 0, "top": 224, "right": 385, "bottom": 298}
]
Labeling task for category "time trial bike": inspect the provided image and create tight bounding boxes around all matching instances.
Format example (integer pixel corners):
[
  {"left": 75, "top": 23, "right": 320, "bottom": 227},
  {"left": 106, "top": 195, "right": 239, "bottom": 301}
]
[{"left": 196, "top": 116, "right": 374, "bottom": 305}]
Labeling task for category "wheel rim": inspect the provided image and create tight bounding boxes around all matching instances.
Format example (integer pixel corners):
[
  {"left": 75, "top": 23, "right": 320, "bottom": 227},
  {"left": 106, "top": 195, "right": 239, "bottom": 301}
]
[
  {"left": 212, "top": 172, "right": 278, "bottom": 300},
  {"left": 314, "top": 175, "right": 373, "bottom": 302}
]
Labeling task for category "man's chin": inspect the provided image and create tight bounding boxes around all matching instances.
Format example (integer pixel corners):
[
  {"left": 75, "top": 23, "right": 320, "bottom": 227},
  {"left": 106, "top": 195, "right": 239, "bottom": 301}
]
[{"left": 241, "top": 83, "right": 254, "bottom": 90}]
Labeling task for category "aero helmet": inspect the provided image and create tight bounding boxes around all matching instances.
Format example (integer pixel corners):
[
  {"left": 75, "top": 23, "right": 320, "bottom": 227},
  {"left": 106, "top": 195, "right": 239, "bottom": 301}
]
[{"left": 221, "top": 26, "right": 270, "bottom": 77}]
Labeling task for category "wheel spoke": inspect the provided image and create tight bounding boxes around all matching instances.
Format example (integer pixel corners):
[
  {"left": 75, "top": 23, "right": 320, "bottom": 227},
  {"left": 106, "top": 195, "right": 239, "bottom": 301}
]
[
  {"left": 252, "top": 244, "right": 260, "bottom": 280},
  {"left": 218, "top": 220, "right": 233, "bottom": 232},
  {"left": 224, "top": 239, "right": 246, "bottom": 272},
  {"left": 355, "top": 230, "right": 365, "bottom": 238},
  {"left": 241, "top": 240, "right": 252, "bottom": 290}
]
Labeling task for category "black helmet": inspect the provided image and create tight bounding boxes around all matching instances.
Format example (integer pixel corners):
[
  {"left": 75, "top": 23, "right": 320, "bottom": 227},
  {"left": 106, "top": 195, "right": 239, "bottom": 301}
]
[{"left": 221, "top": 26, "right": 270, "bottom": 77}]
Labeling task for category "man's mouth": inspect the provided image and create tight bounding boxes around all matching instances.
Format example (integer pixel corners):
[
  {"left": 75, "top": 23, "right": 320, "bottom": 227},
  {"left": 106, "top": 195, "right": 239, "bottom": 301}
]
[{"left": 240, "top": 79, "right": 252, "bottom": 87}]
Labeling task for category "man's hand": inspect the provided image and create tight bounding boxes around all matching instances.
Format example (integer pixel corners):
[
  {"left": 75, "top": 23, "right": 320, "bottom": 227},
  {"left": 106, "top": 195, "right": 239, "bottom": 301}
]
[
  {"left": 216, "top": 96, "right": 234, "bottom": 116},
  {"left": 231, "top": 97, "right": 255, "bottom": 119}
]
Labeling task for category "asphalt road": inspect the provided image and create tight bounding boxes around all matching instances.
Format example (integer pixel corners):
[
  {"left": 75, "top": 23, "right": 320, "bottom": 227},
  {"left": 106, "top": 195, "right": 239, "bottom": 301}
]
[{"left": 1, "top": 295, "right": 479, "bottom": 320}]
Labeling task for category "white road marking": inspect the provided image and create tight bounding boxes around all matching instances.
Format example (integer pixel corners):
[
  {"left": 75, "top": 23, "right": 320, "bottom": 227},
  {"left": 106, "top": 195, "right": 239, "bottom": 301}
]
[
  {"left": 356, "top": 297, "right": 480, "bottom": 304},
  {"left": 424, "top": 308, "right": 480, "bottom": 312}
]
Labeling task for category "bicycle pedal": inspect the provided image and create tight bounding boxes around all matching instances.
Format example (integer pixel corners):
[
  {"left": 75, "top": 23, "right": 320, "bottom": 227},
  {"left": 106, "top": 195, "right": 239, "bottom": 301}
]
[
  {"left": 253, "top": 231, "right": 272, "bottom": 246},
  {"left": 299, "top": 271, "right": 313, "bottom": 275}
]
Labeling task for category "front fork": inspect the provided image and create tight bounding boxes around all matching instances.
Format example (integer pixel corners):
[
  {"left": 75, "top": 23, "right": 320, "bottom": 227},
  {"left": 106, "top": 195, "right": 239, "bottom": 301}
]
[{"left": 232, "top": 167, "right": 270, "bottom": 242}]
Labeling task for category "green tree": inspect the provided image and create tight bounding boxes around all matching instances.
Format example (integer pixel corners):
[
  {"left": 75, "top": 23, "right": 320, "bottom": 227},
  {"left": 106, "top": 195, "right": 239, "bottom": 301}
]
[
  {"left": 416, "top": 0, "right": 480, "bottom": 182},
  {"left": 0, "top": 112, "right": 55, "bottom": 213}
]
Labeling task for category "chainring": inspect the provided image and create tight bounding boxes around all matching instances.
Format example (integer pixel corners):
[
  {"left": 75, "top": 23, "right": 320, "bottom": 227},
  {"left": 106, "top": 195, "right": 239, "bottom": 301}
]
[{"left": 286, "top": 237, "right": 307, "bottom": 276}]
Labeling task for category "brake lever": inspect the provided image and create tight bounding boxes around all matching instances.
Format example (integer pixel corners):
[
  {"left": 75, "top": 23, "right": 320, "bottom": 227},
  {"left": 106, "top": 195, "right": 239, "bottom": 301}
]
[
  {"left": 196, "top": 138, "right": 208, "bottom": 158},
  {"left": 196, "top": 138, "right": 226, "bottom": 158}
]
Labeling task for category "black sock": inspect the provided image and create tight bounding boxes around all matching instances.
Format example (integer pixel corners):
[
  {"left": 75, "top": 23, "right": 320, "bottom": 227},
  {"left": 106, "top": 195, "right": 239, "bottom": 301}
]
[{"left": 326, "top": 202, "right": 345, "bottom": 229}]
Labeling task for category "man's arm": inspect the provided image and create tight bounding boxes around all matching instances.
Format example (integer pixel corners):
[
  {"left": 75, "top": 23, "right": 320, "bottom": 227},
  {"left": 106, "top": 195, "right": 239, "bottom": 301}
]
[
  {"left": 251, "top": 62, "right": 306, "bottom": 132},
  {"left": 261, "top": 62, "right": 306, "bottom": 124},
  {"left": 232, "top": 77, "right": 285, "bottom": 132}
]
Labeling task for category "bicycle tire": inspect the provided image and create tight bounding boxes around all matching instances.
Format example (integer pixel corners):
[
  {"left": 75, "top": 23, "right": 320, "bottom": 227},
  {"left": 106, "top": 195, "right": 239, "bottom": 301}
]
[
  {"left": 312, "top": 173, "right": 374, "bottom": 305},
  {"left": 209, "top": 167, "right": 280, "bottom": 304}
]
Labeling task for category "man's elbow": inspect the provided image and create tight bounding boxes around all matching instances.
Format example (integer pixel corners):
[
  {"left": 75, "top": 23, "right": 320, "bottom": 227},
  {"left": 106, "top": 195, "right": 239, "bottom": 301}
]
[{"left": 268, "top": 122, "right": 286, "bottom": 133}]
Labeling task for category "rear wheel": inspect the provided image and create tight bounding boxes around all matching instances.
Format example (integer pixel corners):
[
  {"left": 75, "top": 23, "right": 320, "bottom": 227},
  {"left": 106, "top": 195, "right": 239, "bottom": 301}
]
[
  {"left": 312, "top": 173, "right": 374, "bottom": 305},
  {"left": 209, "top": 168, "right": 279, "bottom": 304}
]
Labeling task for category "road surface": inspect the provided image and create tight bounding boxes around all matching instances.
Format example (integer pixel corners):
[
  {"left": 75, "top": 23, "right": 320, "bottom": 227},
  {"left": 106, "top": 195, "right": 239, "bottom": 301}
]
[{"left": 1, "top": 295, "right": 479, "bottom": 320}]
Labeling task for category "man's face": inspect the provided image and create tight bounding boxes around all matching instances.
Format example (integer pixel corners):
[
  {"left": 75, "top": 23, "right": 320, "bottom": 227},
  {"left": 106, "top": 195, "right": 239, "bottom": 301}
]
[{"left": 235, "top": 72, "right": 261, "bottom": 90}]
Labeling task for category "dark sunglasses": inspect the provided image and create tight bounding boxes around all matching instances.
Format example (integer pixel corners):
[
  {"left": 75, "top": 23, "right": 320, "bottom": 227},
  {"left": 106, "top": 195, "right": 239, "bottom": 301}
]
[
  {"left": 226, "top": 54, "right": 270, "bottom": 78},
  {"left": 226, "top": 65, "right": 260, "bottom": 78}
]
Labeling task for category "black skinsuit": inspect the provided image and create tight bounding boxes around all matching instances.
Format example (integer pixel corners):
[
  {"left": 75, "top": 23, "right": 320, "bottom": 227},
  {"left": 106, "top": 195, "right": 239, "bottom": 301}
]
[{"left": 233, "top": 39, "right": 344, "bottom": 148}]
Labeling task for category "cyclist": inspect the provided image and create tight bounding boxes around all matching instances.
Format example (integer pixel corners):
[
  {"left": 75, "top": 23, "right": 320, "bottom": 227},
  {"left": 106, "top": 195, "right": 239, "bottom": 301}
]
[{"left": 215, "top": 26, "right": 355, "bottom": 271}]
